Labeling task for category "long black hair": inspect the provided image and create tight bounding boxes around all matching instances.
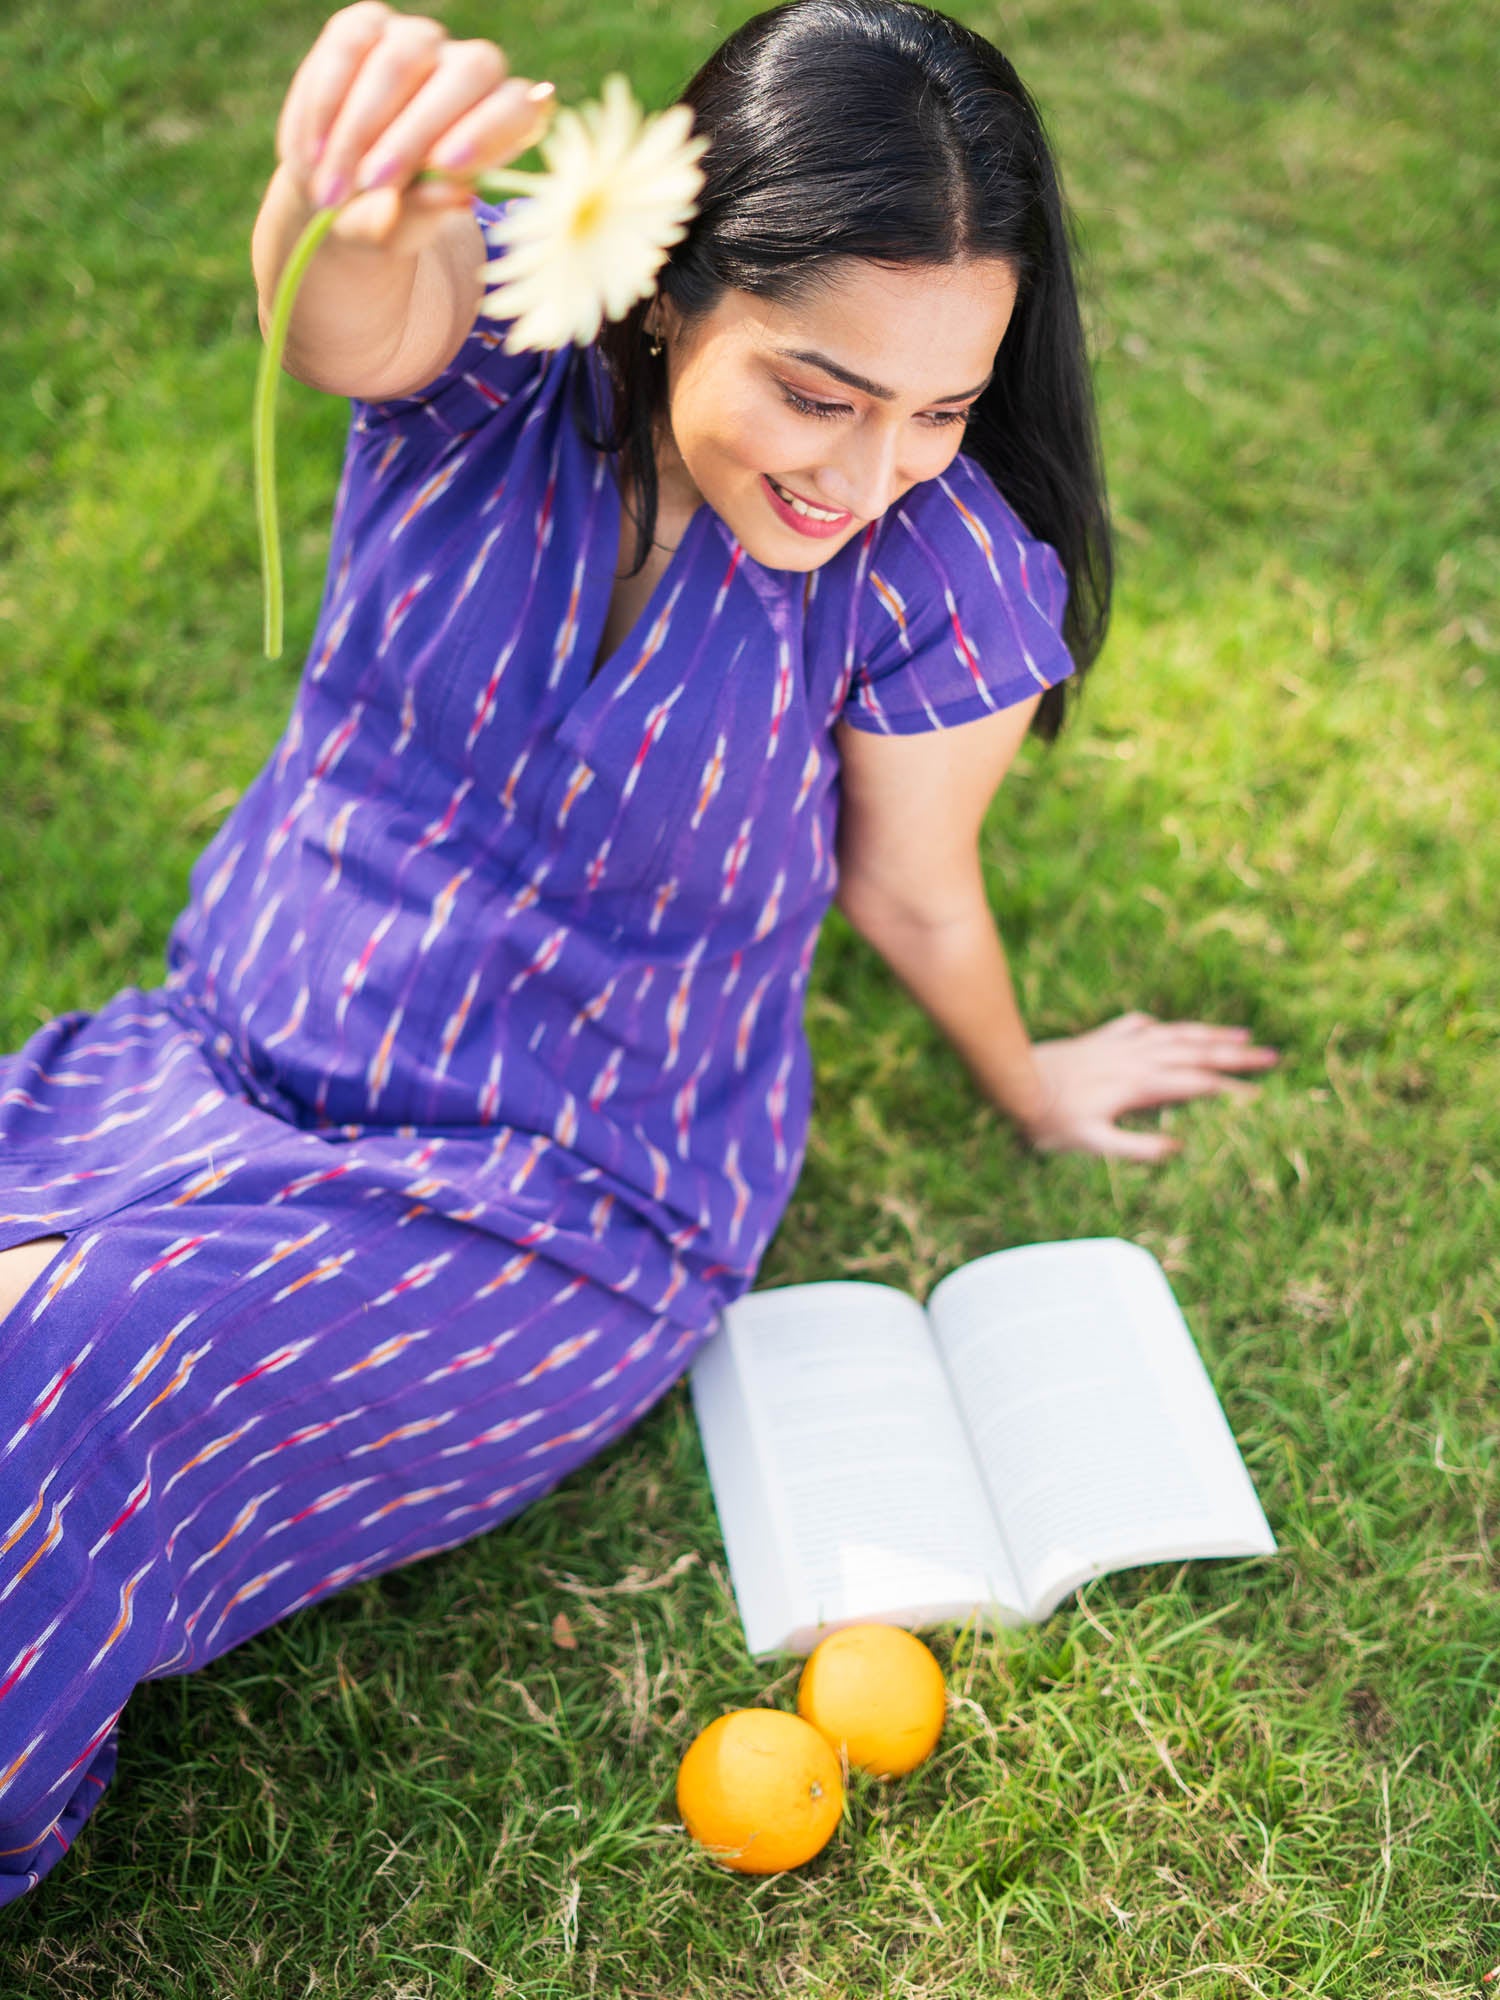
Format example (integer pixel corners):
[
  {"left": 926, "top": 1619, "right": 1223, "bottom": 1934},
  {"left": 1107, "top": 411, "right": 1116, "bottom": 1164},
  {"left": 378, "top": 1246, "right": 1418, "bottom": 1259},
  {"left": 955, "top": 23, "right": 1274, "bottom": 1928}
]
[{"left": 586, "top": 0, "right": 1112, "bottom": 740}]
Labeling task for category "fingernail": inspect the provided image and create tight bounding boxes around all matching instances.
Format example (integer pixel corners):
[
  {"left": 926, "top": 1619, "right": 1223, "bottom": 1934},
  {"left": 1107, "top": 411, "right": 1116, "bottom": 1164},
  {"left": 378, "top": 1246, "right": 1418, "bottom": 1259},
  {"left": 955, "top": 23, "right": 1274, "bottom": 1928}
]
[
  {"left": 313, "top": 168, "right": 349, "bottom": 209},
  {"left": 516, "top": 83, "right": 557, "bottom": 151},
  {"left": 355, "top": 155, "right": 399, "bottom": 194},
  {"left": 430, "top": 137, "right": 476, "bottom": 171}
]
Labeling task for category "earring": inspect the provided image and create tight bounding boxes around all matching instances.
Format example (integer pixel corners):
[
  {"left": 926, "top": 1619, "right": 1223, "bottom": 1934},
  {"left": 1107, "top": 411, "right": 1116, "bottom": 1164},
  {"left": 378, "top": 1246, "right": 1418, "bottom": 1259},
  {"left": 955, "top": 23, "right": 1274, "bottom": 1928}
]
[{"left": 647, "top": 323, "right": 664, "bottom": 358}]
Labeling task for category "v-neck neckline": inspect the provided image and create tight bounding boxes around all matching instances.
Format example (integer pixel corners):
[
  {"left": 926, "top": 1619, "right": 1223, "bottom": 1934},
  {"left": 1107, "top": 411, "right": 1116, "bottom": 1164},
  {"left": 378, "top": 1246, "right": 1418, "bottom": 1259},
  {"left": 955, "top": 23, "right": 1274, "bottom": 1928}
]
[{"left": 582, "top": 458, "right": 708, "bottom": 692}]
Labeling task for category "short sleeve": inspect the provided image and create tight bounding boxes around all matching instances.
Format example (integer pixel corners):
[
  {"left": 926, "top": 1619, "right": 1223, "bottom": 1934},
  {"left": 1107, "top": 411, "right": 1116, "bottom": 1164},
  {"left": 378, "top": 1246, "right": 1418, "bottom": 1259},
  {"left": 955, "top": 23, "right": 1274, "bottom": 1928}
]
[
  {"left": 347, "top": 195, "right": 551, "bottom": 444},
  {"left": 842, "top": 453, "right": 1076, "bottom": 734}
]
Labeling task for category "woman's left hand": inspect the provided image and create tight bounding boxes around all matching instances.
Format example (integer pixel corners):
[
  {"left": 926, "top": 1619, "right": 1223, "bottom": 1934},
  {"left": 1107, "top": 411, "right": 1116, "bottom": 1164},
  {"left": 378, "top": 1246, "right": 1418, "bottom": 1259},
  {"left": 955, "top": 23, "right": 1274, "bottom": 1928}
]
[{"left": 1021, "top": 1012, "right": 1280, "bottom": 1162}]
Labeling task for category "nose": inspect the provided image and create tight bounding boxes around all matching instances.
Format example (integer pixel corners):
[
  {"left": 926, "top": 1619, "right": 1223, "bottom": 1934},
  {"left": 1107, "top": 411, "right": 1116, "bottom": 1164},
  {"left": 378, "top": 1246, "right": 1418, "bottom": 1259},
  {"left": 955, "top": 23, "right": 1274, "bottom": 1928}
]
[{"left": 817, "top": 421, "right": 905, "bottom": 523}]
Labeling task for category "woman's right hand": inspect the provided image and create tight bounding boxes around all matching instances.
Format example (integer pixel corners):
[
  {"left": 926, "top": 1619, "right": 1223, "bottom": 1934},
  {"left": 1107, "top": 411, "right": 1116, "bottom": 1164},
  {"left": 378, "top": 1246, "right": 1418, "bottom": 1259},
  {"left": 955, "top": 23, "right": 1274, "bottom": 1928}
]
[{"left": 274, "top": 2, "right": 555, "bottom": 252}]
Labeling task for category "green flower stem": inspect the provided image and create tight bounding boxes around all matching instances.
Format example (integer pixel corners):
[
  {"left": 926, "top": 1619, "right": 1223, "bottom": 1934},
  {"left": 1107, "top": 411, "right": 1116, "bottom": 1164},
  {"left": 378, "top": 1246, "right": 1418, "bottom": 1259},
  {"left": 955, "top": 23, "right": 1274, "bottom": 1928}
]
[
  {"left": 417, "top": 165, "right": 544, "bottom": 193},
  {"left": 254, "top": 203, "right": 337, "bottom": 660},
  {"left": 254, "top": 167, "right": 541, "bottom": 660}
]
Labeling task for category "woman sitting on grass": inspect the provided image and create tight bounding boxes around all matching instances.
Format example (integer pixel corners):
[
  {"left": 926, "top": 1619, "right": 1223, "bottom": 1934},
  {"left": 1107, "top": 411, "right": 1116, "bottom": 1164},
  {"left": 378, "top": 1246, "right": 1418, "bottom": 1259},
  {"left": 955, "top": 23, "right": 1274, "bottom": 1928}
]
[{"left": 0, "top": 0, "right": 1275, "bottom": 1900}]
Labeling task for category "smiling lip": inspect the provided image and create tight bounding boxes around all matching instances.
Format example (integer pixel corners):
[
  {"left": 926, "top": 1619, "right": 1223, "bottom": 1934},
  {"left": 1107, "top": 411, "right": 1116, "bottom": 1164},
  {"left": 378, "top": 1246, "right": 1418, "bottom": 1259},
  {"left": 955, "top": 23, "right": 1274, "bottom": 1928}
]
[{"left": 761, "top": 474, "right": 852, "bottom": 540}]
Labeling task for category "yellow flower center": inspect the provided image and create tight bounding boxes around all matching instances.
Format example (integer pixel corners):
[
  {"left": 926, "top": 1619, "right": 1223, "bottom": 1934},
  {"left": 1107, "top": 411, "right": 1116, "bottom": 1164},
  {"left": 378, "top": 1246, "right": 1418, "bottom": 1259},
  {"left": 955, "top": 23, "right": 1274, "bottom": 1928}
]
[{"left": 568, "top": 186, "right": 607, "bottom": 240}]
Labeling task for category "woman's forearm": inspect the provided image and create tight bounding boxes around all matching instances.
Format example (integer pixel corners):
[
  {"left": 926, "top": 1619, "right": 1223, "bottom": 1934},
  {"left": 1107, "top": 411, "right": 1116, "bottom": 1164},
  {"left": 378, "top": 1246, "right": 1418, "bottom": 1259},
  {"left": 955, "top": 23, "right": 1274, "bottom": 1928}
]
[
  {"left": 838, "top": 873, "right": 1050, "bottom": 1129},
  {"left": 252, "top": 163, "right": 488, "bottom": 404},
  {"left": 251, "top": 164, "right": 425, "bottom": 394}
]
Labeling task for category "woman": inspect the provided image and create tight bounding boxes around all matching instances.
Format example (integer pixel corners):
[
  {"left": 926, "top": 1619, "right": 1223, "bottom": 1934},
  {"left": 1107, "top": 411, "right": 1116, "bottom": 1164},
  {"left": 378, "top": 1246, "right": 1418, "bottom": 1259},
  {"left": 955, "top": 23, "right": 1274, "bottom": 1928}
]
[{"left": 0, "top": 0, "right": 1275, "bottom": 1899}]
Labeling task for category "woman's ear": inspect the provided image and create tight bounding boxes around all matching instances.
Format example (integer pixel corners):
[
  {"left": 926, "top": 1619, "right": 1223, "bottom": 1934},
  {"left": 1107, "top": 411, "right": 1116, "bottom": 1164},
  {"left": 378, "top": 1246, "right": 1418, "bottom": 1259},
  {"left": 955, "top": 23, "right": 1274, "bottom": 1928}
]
[{"left": 655, "top": 294, "right": 685, "bottom": 345}]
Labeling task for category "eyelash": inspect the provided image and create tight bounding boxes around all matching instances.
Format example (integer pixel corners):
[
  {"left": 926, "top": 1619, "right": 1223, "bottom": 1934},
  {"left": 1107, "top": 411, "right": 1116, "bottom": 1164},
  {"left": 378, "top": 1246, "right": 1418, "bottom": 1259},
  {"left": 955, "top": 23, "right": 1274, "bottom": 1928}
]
[{"left": 779, "top": 386, "right": 973, "bottom": 428}]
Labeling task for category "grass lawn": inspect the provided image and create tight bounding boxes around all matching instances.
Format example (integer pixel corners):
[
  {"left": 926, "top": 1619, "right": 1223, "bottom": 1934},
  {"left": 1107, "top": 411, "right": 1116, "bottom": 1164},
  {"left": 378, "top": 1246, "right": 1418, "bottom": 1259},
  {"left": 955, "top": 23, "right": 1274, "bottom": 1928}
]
[{"left": 2, "top": 0, "right": 1497, "bottom": 1992}]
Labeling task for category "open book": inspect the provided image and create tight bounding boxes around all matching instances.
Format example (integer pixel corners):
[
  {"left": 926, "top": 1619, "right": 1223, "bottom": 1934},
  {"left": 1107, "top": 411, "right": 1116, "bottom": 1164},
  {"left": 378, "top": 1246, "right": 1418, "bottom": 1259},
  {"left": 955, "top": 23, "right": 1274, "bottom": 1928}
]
[{"left": 688, "top": 1237, "right": 1275, "bottom": 1659}]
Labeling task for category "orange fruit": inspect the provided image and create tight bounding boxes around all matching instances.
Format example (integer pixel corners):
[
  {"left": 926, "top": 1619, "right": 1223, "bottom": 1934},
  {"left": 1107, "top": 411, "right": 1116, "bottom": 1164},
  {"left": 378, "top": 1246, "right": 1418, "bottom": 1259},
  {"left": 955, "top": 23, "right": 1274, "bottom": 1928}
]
[
  {"left": 797, "top": 1623, "right": 947, "bottom": 1777},
  {"left": 676, "top": 1709, "right": 844, "bottom": 1874}
]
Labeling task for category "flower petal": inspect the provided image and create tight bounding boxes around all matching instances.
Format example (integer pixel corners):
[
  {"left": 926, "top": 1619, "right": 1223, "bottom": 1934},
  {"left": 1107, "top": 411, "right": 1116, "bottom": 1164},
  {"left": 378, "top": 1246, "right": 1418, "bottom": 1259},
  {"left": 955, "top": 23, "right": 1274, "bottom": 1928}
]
[{"left": 478, "top": 78, "right": 705, "bottom": 351}]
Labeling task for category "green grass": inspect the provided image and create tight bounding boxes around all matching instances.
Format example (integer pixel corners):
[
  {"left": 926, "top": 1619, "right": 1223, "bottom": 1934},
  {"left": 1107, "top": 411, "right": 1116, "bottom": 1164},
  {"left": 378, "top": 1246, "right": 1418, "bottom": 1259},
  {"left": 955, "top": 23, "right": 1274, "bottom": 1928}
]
[{"left": 2, "top": 0, "right": 1497, "bottom": 1991}]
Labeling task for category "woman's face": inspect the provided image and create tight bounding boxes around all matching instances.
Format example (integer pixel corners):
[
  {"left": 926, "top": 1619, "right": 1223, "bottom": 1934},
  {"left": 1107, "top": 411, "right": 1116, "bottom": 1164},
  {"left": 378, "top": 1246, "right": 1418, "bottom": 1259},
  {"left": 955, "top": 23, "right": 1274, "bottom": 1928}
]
[{"left": 655, "top": 257, "right": 1019, "bottom": 570}]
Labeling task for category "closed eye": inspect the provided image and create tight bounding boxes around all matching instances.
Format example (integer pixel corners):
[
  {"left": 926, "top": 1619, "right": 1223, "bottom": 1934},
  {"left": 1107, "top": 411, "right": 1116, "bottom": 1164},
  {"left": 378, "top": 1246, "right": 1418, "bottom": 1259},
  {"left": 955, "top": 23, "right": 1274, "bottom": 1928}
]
[{"left": 778, "top": 385, "right": 974, "bottom": 428}]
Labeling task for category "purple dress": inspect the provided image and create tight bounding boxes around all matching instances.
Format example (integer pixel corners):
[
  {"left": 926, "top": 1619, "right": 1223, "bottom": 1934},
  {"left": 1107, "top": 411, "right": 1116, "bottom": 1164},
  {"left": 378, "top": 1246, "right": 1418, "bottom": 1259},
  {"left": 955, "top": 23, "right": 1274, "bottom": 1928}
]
[{"left": 0, "top": 196, "right": 1074, "bottom": 1899}]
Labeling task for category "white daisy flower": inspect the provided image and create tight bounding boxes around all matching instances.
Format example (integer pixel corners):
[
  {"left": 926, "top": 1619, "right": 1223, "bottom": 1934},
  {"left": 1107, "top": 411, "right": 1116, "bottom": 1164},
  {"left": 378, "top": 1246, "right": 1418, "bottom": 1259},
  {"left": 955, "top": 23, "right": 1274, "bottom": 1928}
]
[{"left": 475, "top": 74, "right": 708, "bottom": 354}]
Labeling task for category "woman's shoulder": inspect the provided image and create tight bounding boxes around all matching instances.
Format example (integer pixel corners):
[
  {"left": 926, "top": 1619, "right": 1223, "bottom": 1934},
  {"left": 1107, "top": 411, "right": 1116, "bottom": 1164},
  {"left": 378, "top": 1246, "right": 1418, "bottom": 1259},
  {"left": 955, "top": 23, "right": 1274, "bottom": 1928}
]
[
  {"left": 838, "top": 451, "right": 1075, "bottom": 734},
  {"left": 872, "top": 452, "right": 1063, "bottom": 603},
  {"left": 858, "top": 452, "right": 1071, "bottom": 655}
]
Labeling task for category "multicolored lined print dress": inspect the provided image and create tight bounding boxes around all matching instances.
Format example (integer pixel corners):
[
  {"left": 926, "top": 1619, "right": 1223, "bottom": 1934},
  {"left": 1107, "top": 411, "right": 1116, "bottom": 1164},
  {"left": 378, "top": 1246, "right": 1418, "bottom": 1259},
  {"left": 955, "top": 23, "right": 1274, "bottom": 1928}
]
[{"left": 0, "top": 196, "right": 1075, "bottom": 1900}]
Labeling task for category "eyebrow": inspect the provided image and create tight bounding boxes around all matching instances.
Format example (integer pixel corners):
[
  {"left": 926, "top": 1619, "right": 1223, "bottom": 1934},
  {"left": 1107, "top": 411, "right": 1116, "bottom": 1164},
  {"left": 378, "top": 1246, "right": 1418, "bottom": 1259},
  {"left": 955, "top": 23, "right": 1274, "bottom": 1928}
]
[{"left": 773, "top": 346, "right": 994, "bottom": 405}]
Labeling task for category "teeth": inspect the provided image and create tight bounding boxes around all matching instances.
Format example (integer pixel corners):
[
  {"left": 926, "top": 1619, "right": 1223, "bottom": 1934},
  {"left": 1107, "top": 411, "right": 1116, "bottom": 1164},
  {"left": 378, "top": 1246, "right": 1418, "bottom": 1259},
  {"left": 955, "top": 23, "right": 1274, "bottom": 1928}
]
[{"left": 770, "top": 478, "right": 845, "bottom": 524}]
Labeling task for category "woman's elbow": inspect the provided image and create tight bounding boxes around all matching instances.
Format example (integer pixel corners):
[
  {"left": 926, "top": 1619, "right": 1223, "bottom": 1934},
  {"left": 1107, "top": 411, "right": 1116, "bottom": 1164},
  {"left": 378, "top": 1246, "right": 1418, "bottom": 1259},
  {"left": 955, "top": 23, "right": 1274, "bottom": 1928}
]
[{"left": 834, "top": 857, "right": 989, "bottom": 946}]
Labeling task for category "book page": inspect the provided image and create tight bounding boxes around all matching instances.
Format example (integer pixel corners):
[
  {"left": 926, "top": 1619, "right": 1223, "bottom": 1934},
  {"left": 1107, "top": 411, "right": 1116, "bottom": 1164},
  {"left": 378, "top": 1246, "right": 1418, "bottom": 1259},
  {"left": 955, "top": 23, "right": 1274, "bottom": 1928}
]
[
  {"left": 690, "top": 1282, "right": 1025, "bottom": 1656},
  {"left": 928, "top": 1240, "right": 1275, "bottom": 1620}
]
